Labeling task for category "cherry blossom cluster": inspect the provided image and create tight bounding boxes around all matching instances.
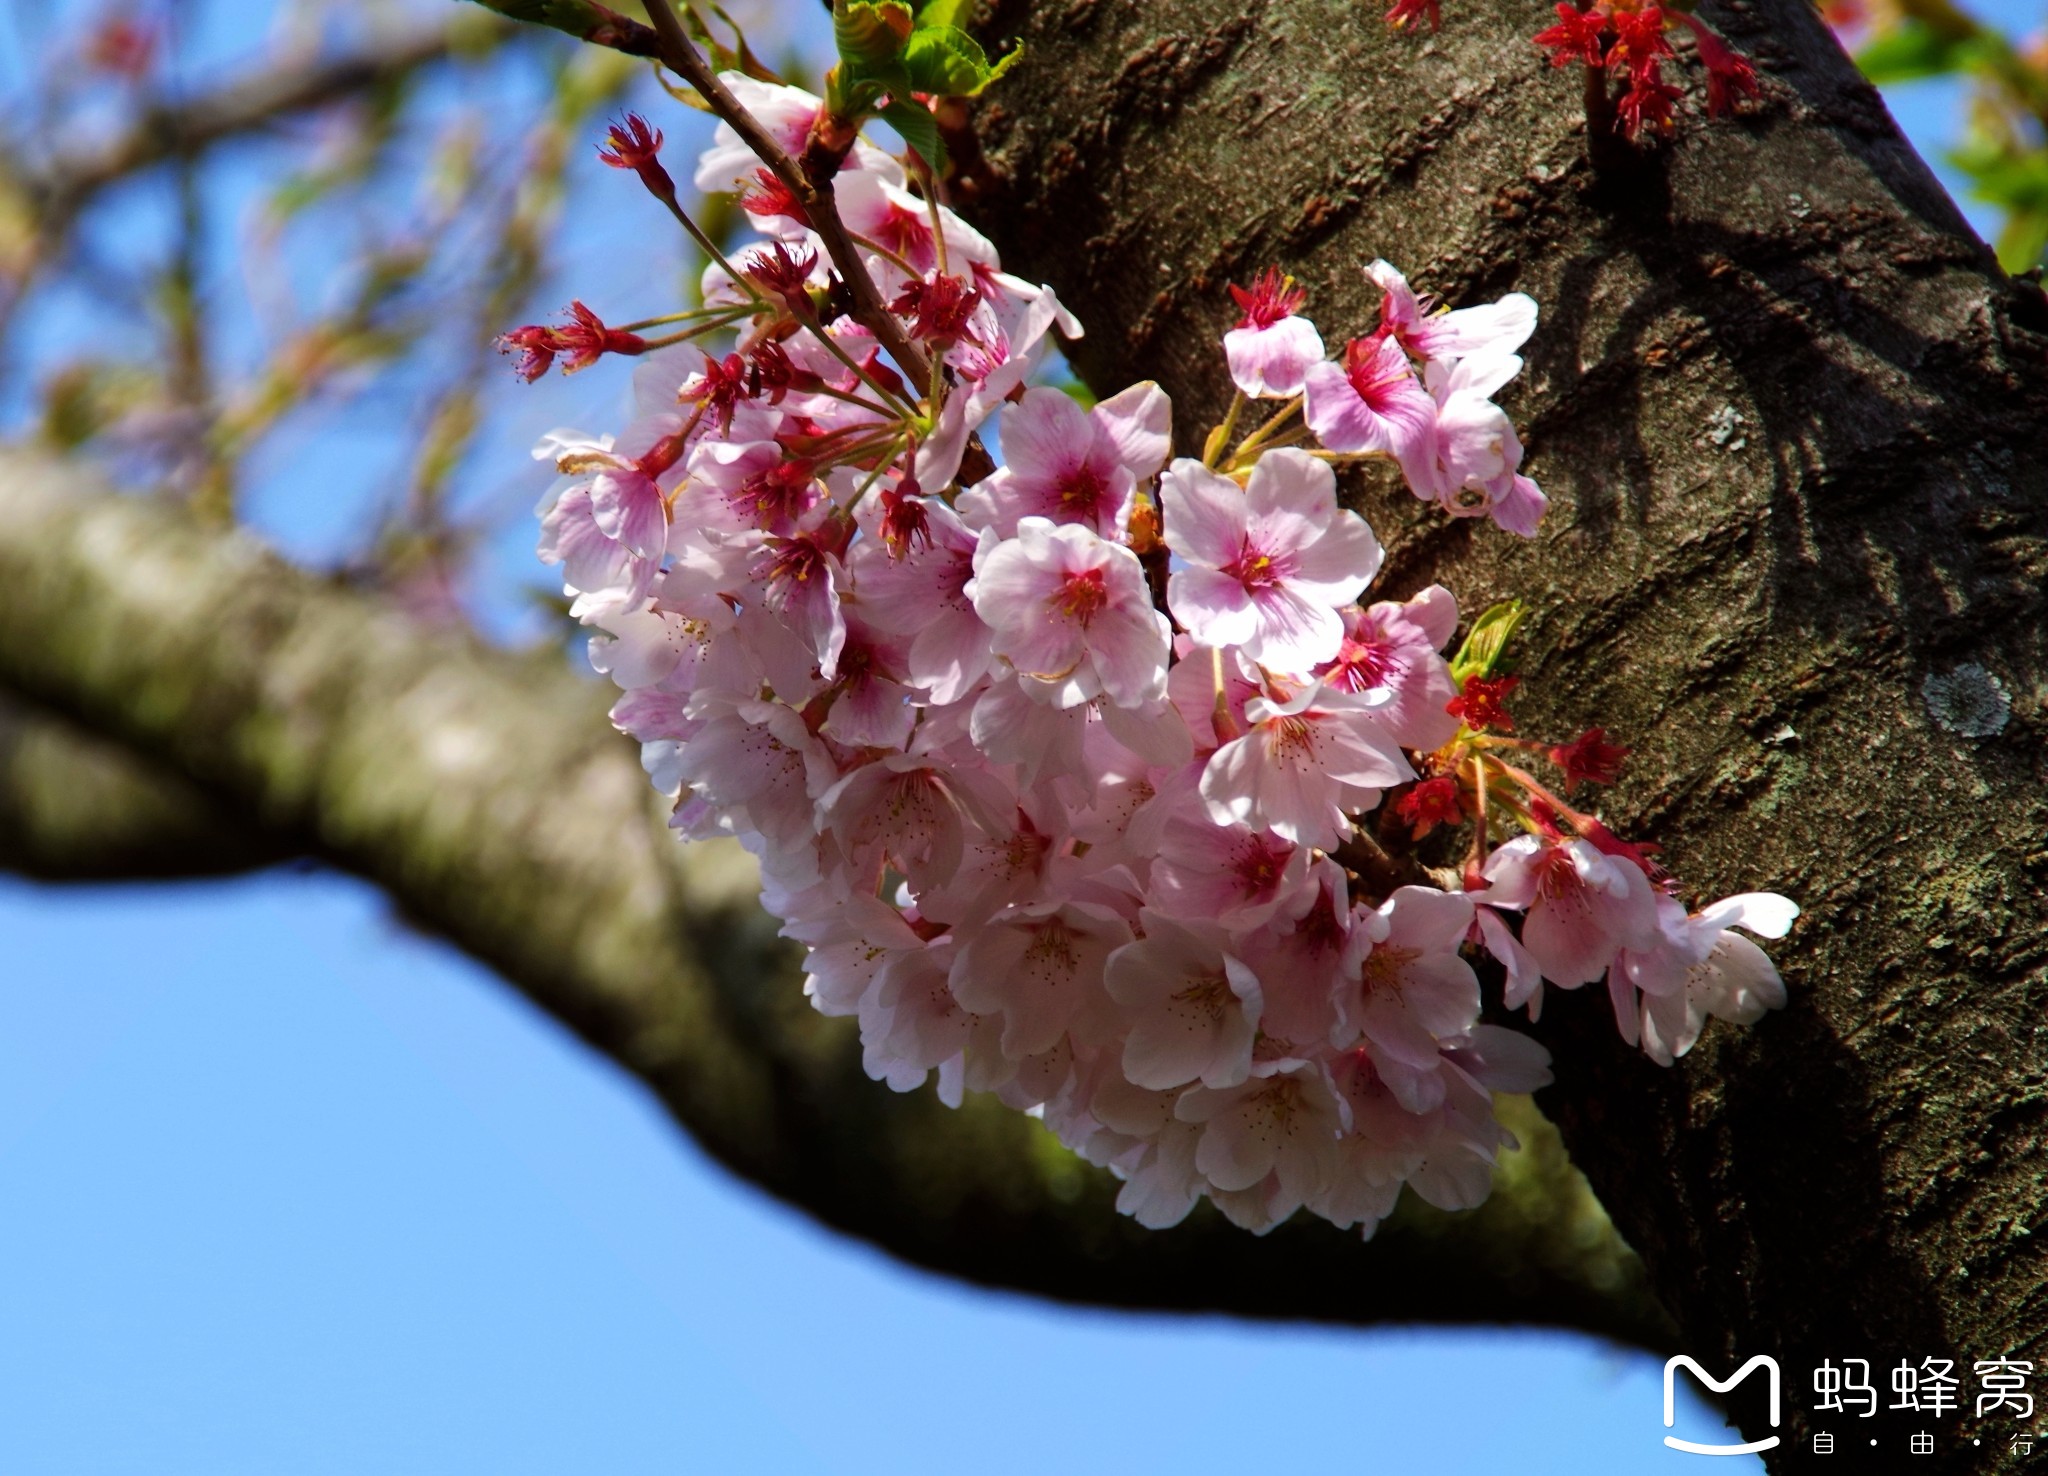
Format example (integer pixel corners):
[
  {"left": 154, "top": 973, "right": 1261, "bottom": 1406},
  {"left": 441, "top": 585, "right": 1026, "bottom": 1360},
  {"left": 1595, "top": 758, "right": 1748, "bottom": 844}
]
[
  {"left": 1385, "top": 0, "right": 1760, "bottom": 139},
  {"left": 521, "top": 77, "right": 1797, "bottom": 1238},
  {"left": 1227, "top": 264, "right": 1546, "bottom": 535},
  {"left": 1392, "top": 669, "right": 1798, "bottom": 1066}
]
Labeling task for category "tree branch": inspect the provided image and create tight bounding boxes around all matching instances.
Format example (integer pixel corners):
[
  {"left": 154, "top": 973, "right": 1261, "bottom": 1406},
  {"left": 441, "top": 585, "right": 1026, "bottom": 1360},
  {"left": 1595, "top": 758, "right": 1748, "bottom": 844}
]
[
  {"left": 12, "top": 16, "right": 513, "bottom": 227},
  {"left": 632, "top": 0, "right": 937, "bottom": 388},
  {"left": 460, "top": 0, "right": 661, "bottom": 59},
  {"left": 0, "top": 688, "right": 292, "bottom": 882},
  {"left": 0, "top": 454, "right": 1670, "bottom": 1350}
]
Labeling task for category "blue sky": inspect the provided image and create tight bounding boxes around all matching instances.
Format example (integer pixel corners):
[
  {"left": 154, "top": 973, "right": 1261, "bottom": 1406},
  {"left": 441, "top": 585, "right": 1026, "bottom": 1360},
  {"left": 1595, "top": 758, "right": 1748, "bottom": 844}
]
[
  {"left": 3, "top": 0, "right": 2039, "bottom": 1470},
  {"left": 0, "top": 873, "right": 1724, "bottom": 1474}
]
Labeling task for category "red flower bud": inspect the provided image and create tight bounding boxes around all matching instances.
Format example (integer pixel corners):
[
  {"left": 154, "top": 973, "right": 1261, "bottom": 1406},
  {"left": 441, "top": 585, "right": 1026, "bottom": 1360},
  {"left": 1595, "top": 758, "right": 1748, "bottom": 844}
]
[
  {"left": 87, "top": 15, "right": 156, "bottom": 78},
  {"left": 1678, "top": 14, "right": 1761, "bottom": 116},
  {"left": 1532, "top": 3, "right": 1609, "bottom": 68},
  {"left": 1446, "top": 673, "right": 1519, "bottom": 732},
  {"left": 1228, "top": 267, "right": 1307, "bottom": 330},
  {"left": 741, "top": 168, "right": 812, "bottom": 228},
  {"left": 1385, "top": 0, "right": 1440, "bottom": 31},
  {"left": 597, "top": 114, "right": 676, "bottom": 204},
  {"left": 1394, "top": 775, "right": 1465, "bottom": 840},
  {"left": 746, "top": 242, "right": 821, "bottom": 307},
  {"left": 879, "top": 476, "right": 934, "bottom": 559},
  {"left": 496, "top": 301, "right": 647, "bottom": 381},
  {"left": 1616, "top": 63, "right": 1682, "bottom": 138},
  {"left": 1548, "top": 727, "right": 1631, "bottom": 793},
  {"left": 683, "top": 351, "right": 750, "bottom": 434},
  {"left": 889, "top": 273, "right": 982, "bottom": 347}
]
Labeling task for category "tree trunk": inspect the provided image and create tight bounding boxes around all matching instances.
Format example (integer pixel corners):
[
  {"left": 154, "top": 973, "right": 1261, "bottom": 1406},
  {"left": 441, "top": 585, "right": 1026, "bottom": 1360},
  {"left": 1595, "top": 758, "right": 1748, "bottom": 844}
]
[{"left": 968, "top": 0, "right": 2048, "bottom": 1465}]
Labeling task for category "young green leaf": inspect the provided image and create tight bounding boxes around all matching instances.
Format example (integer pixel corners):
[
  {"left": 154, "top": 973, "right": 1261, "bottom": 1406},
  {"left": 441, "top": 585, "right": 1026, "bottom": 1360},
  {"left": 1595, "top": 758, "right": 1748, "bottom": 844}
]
[
  {"left": 912, "top": 0, "right": 977, "bottom": 28},
  {"left": 880, "top": 97, "right": 946, "bottom": 171},
  {"left": 1449, "top": 600, "right": 1527, "bottom": 685},
  {"left": 901, "top": 25, "right": 1018, "bottom": 96},
  {"left": 834, "top": 0, "right": 915, "bottom": 76}
]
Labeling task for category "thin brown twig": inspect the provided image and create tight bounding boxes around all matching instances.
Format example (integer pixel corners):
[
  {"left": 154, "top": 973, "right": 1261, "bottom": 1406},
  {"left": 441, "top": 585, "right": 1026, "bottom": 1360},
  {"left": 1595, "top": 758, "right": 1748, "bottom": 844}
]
[{"left": 632, "top": 0, "right": 934, "bottom": 389}]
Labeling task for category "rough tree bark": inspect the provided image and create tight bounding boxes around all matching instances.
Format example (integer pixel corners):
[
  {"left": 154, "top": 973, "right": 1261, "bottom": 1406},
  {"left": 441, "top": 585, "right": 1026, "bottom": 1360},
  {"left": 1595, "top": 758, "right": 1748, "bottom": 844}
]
[{"left": 966, "top": 0, "right": 2047, "bottom": 1466}]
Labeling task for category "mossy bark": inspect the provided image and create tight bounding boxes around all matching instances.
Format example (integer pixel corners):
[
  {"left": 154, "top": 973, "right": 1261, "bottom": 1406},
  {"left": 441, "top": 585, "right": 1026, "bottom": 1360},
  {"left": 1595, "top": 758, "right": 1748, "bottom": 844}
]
[{"left": 968, "top": 0, "right": 2048, "bottom": 1466}]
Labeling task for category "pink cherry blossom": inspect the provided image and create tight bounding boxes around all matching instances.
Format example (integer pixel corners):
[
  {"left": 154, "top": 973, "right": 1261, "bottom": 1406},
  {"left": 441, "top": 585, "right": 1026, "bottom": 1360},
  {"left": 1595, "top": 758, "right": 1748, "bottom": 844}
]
[
  {"left": 1368, "top": 258, "right": 1538, "bottom": 362},
  {"left": 587, "top": 596, "right": 732, "bottom": 692},
  {"left": 1302, "top": 331, "right": 1437, "bottom": 464},
  {"left": 527, "top": 103, "right": 1796, "bottom": 1247},
  {"left": 818, "top": 617, "right": 918, "bottom": 748},
  {"left": 1232, "top": 857, "right": 1355, "bottom": 1060},
  {"left": 1175, "top": 1063, "right": 1346, "bottom": 1204},
  {"left": 692, "top": 75, "right": 905, "bottom": 194},
  {"left": 949, "top": 899, "right": 1133, "bottom": 1060},
  {"left": 538, "top": 481, "right": 657, "bottom": 609},
  {"left": 1312, "top": 584, "right": 1462, "bottom": 751},
  {"left": 1410, "top": 352, "right": 1548, "bottom": 536},
  {"left": 969, "top": 517, "right": 1170, "bottom": 709},
  {"left": 679, "top": 440, "right": 820, "bottom": 537},
  {"left": 788, "top": 892, "right": 927, "bottom": 1017},
  {"left": 1145, "top": 804, "right": 1311, "bottom": 929},
  {"left": 1105, "top": 913, "right": 1263, "bottom": 1090},
  {"left": 957, "top": 382, "right": 1169, "bottom": 539},
  {"left": 914, "top": 796, "right": 1063, "bottom": 927},
  {"left": 860, "top": 938, "right": 976, "bottom": 1092},
  {"left": 1223, "top": 270, "right": 1326, "bottom": 398},
  {"left": 1403, "top": 1063, "right": 1519, "bottom": 1212},
  {"left": 967, "top": 677, "right": 1091, "bottom": 789},
  {"left": 1317, "top": 1050, "right": 1423, "bottom": 1232},
  {"left": 1617, "top": 892, "right": 1798, "bottom": 1064},
  {"left": 848, "top": 495, "right": 992, "bottom": 706},
  {"left": 1110, "top": 1119, "right": 1206, "bottom": 1229},
  {"left": 672, "top": 699, "right": 836, "bottom": 856},
  {"left": 1481, "top": 833, "right": 1660, "bottom": 987},
  {"left": 824, "top": 172, "right": 1001, "bottom": 303},
  {"left": 816, "top": 751, "right": 1010, "bottom": 894},
  {"left": 1335, "top": 886, "right": 1480, "bottom": 1112},
  {"left": 1475, "top": 903, "right": 1546, "bottom": 1017},
  {"left": 1162, "top": 448, "right": 1383, "bottom": 674},
  {"left": 1199, "top": 681, "right": 1413, "bottom": 848}
]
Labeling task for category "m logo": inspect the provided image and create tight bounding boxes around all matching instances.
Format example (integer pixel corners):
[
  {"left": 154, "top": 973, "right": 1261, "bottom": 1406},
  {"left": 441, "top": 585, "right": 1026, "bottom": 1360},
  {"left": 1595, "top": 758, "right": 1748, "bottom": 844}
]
[{"left": 1663, "top": 1355, "right": 1784, "bottom": 1456}]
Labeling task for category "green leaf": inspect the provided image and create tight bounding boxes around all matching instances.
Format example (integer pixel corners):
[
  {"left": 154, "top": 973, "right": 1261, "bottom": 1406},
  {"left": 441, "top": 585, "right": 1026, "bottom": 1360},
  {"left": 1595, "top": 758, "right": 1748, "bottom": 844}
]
[
  {"left": 1951, "top": 141, "right": 2048, "bottom": 210},
  {"left": 834, "top": 0, "right": 914, "bottom": 77},
  {"left": 1994, "top": 209, "right": 2048, "bottom": 273},
  {"left": 912, "top": 0, "right": 977, "bottom": 29},
  {"left": 901, "top": 24, "right": 1017, "bottom": 96},
  {"left": 880, "top": 97, "right": 946, "bottom": 171},
  {"left": 1449, "top": 600, "right": 1527, "bottom": 685},
  {"left": 1853, "top": 19, "right": 1986, "bottom": 84},
  {"left": 1949, "top": 141, "right": 2048, "bottom": 271},
  {"left": 1053, "top": 377, "right": 1098, "bottom": 410},
  {"left": 824, "top": 65, "right": 889, "bottom": 121}
]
